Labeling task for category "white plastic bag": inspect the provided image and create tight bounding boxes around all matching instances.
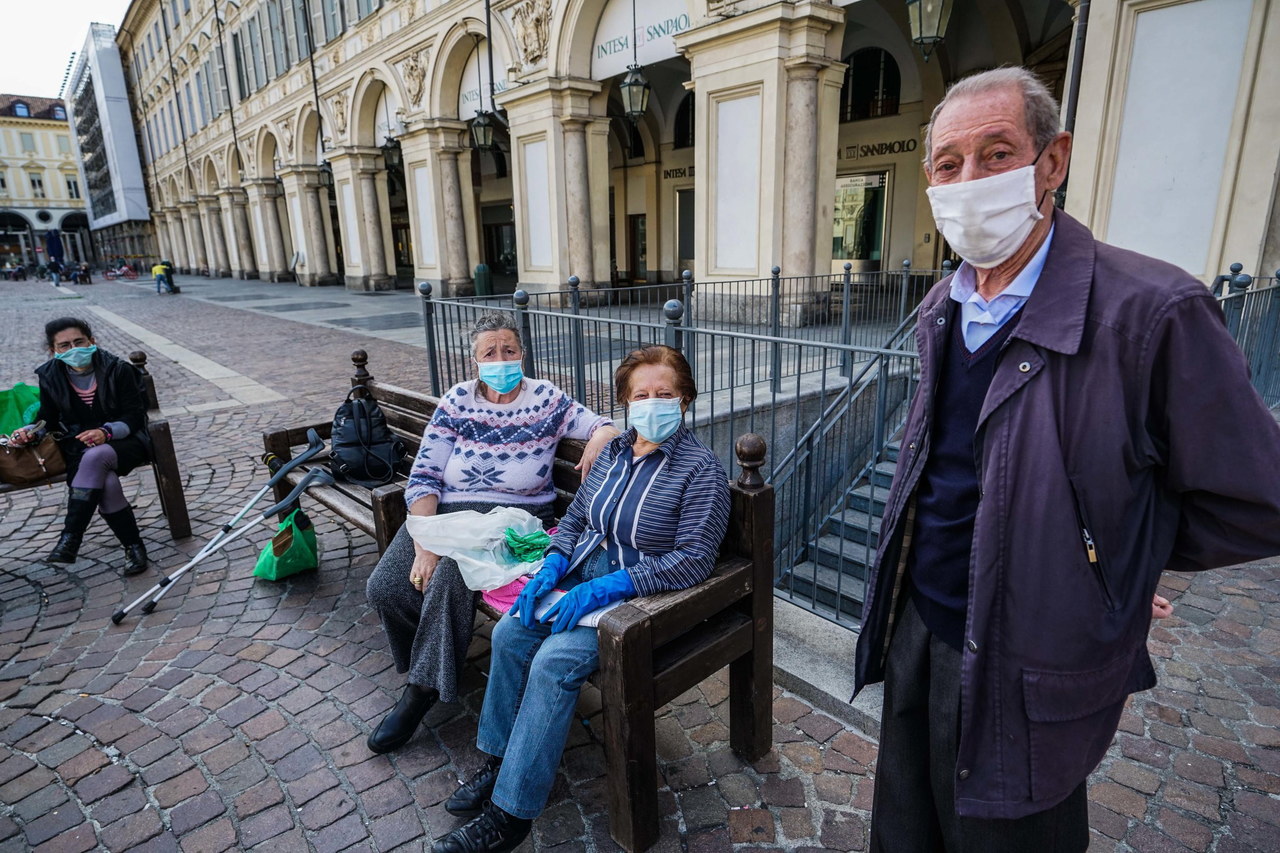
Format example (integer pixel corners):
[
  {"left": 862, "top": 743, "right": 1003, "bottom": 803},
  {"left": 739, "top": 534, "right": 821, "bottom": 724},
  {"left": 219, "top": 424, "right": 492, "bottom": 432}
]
[{"left": 404, "top": 506, "right": 545, "bottom": 591}]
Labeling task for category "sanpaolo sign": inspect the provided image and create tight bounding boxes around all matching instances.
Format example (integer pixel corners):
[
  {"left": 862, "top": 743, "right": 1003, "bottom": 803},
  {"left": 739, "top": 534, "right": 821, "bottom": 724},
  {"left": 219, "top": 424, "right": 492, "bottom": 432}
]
[
  {"left": 591, "top": 0, "right": 694, "bottom": 81},
  {"left": 840, "top": 138, "right": 919, "bottom": 160}
]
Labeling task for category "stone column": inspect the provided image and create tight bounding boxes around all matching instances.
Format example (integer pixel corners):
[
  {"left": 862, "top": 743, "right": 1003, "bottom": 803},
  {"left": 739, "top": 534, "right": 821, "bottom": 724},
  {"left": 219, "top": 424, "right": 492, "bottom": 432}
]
[
  {"left": 200, "top": 195, "right": 231, "bottom": 277},
  {"left": 357, "top": 157, "right": 393, "bottom": 290},
  {"left": 438, "top": 146, "right": 472, "bottom": 294},
  {"left": 245, "top": 179, "right": 291, "bottom": 281},
  {"left": 181, "top": 201, "right": 208, "bottom": 274},
  {"left": 154, "top": 215, "right": 172, "bottom": 264},
  {"left": 223, "top": 188, "right": 258, "bottom": 279},
  {"left": 562, "top": 117, "right": 595, "bottom": 287},
  {"left": 167, "top": 210, "right": 190, "bottom": 271},
  {"left": 781, "top": 59, "right": 821, "bottom": 279},
  {"left": 284, "top": 166, "right": 336, "bottom": 286}
]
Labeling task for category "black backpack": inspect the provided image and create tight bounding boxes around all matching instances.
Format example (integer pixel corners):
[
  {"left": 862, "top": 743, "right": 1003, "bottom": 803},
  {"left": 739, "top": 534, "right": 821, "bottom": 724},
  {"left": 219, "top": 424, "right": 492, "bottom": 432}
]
[{"left": 329, "top": 387, "right": 407, "bottom": 488}]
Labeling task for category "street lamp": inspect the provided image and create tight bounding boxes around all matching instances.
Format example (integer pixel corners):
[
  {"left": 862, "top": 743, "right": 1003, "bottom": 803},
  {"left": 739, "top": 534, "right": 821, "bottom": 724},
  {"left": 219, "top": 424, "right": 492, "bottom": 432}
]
[
  {"left": 906, "top": 0, "right": 953, "bottom": 62},
  {"left": 620, "top": 0, "right": 650, "bottom": 123},
  {"left": 620, "top": 66, "right": 651, "bottom": 123},
  {"left": 470, "top": 110, "right": 495, "bottom": 152},
  {"left": 381, "top": 135, "right": 402, "bottom": 169}
]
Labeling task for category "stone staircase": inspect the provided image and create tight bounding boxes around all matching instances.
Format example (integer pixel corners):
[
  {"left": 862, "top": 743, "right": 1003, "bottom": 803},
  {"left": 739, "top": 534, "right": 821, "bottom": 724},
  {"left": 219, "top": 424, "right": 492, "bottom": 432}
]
[{"left": 783, "top": 443, "right": 900, "bottom": 623}]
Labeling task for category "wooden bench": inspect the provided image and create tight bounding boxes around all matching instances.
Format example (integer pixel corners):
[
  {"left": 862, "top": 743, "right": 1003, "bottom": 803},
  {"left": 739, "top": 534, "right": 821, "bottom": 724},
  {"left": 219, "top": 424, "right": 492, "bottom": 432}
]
[
  {"left": 0, "top": 351, "right": 191, "bottom": 540},
  {"left": 263, "top": 349, "right": 775, "bottom": 852}
]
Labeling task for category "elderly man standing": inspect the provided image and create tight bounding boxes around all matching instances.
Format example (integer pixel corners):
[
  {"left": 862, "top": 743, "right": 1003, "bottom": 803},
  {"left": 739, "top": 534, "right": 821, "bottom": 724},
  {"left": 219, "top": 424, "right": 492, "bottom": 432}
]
[{"left": 853, "top": 66, "right": 1280, "bottom": 851}]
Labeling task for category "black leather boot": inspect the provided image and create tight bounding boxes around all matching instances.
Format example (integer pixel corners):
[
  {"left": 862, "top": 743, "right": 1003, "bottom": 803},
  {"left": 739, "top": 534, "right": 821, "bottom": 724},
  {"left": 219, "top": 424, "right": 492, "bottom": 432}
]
[
  {"left": 431, "top": 802, "right": 531, "bottom": 853},
  {"left": 47, "top": 488, "right": 102, "bottom": 564},
  {"left": 101, "top": 506, "right": 148, "bottom": 575},
  {"left": 366, "top": 683, "right": 438, "bottom": 754},
  {"left": 445, "top": 754, "right": 502, "bottom": 817}
]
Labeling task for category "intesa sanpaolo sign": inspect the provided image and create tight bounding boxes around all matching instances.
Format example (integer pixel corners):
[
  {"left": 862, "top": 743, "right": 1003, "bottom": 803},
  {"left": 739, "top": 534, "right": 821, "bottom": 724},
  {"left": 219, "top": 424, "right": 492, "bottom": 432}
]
[{"left": 591, "top": 0, "right": 694, "bottom": 80}]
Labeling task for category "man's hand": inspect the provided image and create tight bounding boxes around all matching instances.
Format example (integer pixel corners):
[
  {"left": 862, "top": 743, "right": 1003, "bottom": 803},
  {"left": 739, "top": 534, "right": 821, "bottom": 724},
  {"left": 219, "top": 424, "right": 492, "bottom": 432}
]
[
  {"left": 1151, "top": 593, "right": 1172, "bottom": 619},
  {"left": 409, "top": 548, "right": 440, "bottom": 593},
  {"left": 576, "top": 426, "right": 621, "bottom": 478}
]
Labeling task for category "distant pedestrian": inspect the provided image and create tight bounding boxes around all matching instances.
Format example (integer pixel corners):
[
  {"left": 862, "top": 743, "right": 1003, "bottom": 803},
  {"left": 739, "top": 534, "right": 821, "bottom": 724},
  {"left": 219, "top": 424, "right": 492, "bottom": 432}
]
[
  {"left": 151, "top": 261, "right": 173, "bottom": 294},
  {"left": 48, "top": 260, "right": 62, "bottom": 284}
]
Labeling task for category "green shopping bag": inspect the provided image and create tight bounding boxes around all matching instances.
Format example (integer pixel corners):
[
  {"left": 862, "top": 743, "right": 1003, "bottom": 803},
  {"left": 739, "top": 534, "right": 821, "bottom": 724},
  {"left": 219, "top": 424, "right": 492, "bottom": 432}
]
[
  {"left": 0, "top": 383, "right": 41, "bottom": 436},
  {"left": 253, "top": 509, "right": 319, "bottom": 581}
]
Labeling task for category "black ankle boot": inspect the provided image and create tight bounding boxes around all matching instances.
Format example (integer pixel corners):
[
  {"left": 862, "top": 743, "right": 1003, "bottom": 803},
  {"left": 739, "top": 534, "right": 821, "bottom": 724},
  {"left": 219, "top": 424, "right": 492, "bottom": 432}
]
[
  {"left": 367, "top": 683, "right": 438, "bottom": 754},
  {"left": 48, "top": 487, "right": 102, "bottom": 564},
  {"left": 446, "top": 754, "right": 503, "bottom": 817},
  {"left": 101, "top": 507, "right": 148, "bottom": 575},
  {"left": 431, "top": 802, "right": 531, "bottom": 853}
]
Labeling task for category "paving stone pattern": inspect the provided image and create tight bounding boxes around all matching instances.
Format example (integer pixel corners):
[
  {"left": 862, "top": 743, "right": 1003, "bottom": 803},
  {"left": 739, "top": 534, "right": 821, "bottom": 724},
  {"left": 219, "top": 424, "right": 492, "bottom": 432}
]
[{"left": 0, "top": 278, "right": 1277, "bottom": 851}]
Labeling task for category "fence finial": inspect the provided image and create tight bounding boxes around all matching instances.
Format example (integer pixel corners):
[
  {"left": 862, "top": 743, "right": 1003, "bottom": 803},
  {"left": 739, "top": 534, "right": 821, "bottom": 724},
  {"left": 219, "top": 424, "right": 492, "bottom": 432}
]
[
  {"left": 843, "top": 262, "right": 852, "bottom": 272},
  {"left": 1231, "top": 273, "right": 1252, "bottom": 294},
  {"left": 682, "top": 269, "right": 693, "bottom": 283},
  {"left": 1230, "top": 262, "right": 1244, "bottom": 276},
  {"left": 663, "top": 299, "right": 684, "bottom": 322},
  {"left": 513, "top": 289, "right": 529, "bottom": 307},
  {"left": 735, "top": 433, "right": 767, "bottom": 490},
  {"left": 417, "top": 281, "right": 432, "bottom": 298}
]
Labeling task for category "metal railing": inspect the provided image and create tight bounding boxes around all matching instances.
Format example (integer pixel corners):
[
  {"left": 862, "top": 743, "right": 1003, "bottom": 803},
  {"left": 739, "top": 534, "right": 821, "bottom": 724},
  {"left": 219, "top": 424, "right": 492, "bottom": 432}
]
[
  {"left": 418, "top": 265, "right": 949, "bottom": 628},
  {"left": 1217, "top": 267, "right": 1280, "bottom": 409}
]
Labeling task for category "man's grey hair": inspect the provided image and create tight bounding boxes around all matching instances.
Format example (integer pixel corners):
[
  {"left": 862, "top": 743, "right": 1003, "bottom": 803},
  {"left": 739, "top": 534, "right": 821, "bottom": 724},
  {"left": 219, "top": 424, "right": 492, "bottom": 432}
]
[
  {"left": 469, "top": 311, "right": 523, "bottom": 354},
  {"left": 923, "top": 67, "right": 1061, "bottom": 171}
]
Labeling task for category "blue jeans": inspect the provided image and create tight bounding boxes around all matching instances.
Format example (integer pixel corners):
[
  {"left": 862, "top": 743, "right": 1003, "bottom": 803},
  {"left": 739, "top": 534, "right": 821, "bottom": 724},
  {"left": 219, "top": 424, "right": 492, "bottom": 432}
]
[{"left": 477, "top": 614, "right": 600, "bottom": 820}]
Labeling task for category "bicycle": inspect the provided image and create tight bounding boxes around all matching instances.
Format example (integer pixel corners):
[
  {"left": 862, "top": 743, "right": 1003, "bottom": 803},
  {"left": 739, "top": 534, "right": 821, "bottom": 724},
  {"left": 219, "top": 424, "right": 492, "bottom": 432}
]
[{"left": 103, "top": 266, "right": 139, "bottom": 280}]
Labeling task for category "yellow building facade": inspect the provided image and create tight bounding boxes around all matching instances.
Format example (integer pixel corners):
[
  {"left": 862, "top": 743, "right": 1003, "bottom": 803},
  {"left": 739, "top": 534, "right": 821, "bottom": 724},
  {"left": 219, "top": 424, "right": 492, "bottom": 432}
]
[{"left": 0, "top": 95, "right": 92, "bottom": 269}]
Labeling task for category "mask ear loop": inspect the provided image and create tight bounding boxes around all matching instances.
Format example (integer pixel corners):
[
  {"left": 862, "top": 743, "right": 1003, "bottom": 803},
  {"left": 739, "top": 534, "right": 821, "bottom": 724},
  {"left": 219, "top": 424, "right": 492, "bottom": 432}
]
[{"left": 1030, "top": 142, "right": 1054, "bottom": 212}]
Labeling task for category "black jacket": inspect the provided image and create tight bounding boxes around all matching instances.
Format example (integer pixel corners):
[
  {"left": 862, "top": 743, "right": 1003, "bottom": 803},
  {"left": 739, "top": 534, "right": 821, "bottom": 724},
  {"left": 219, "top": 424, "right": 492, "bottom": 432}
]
[{"left": 34, "top": 348, "right": 152, "bottom": 476}]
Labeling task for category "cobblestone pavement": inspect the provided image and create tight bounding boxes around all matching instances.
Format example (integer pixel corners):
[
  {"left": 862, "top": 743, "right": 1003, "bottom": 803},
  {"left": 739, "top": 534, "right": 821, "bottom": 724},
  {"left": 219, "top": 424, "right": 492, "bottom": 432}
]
[{"left": 1, "top": 277, "right": 1278, "bottom": 852}]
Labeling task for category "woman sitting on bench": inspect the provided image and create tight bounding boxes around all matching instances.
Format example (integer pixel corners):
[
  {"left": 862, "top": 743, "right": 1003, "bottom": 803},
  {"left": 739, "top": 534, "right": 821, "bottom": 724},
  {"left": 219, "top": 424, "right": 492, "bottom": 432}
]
[
  {"left": 364, "top": 311, "right": 619, "bottom": 754},
  {"left": 10, "top": 317, "right": 153, "bottom": 574},
  {"left": 432, "top": 345, "right": 730, "bottom": 853}
]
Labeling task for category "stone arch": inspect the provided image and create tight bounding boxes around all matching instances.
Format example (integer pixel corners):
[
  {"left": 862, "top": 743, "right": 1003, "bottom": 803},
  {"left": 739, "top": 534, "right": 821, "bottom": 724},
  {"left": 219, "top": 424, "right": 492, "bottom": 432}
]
[
  {"left": 428, "top": 19, "right": 493, "bottom": 119},
  {"left": 202, "top": 156, "right": 220, "bottom": 196},
  {"left": 298, "top": 106, "right": 325, "bottom": 164},
  {"left": 255, "top": 128, "right": 280, "bottom": 180},
  {"left": 549, "top": 0, "right": 611, "bottom": 80},
  {"left": 351, "top": 69, "right": 405, "bottom": 148},
  {"left": 224, "top": 141, "right": 246, "bottom": 186}
]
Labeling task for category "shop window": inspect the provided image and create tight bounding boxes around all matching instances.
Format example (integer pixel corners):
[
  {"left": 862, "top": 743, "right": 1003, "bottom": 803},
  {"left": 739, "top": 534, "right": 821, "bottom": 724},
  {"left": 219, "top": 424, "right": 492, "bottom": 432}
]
[
  {"left": 673, "top": 93, "right": 695, "bottom": 150},
  {"left": 832, "top": 172, "right": 887, "bottom": 269},
  {"left": 13, "top": 102, "right": 29, "bottom": 117},
  {"left": 840, "top": 48, "right": 900, "bottom": 122}
]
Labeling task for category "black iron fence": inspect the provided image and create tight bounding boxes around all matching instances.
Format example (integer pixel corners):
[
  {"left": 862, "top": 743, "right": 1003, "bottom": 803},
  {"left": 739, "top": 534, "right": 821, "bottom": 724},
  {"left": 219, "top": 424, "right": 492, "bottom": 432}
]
[
  {"left": 418, "top": 267, "right": 946, "bottom": 627},
  {"left": 1217, "top": 266, "right": 1280, "bottom": 409}
]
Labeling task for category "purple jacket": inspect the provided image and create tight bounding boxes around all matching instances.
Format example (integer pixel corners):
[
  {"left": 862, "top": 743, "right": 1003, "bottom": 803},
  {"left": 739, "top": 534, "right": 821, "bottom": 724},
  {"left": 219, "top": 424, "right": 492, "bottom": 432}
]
[{"left": 853, "top": 211, "right": 1280, "bottom": 819}]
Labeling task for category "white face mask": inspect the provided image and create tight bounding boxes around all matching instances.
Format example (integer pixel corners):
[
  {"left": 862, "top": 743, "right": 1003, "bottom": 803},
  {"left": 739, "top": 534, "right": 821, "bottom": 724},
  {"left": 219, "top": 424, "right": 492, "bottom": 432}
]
[{"left": 926, "top": 164, "right": 1045, "bottom": 269}]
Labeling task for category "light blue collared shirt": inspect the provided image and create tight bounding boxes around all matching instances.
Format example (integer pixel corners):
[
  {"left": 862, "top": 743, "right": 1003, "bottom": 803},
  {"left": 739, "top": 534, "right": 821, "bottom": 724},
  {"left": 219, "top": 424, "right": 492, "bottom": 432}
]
[{"left": 948, "top": 226, "right": 1055, "bottom": 352}]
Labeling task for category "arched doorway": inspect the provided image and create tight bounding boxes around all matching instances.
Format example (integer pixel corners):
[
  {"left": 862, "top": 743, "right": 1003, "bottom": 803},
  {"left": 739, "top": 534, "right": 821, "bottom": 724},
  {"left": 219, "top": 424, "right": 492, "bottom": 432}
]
[
  {"left": 0, "top": 211, "right": 33, "bottom": 268},
  {"left": 590, "top": 0, "right": 695, "bottom": 286},
  {"left": 59, "top": 212, "right": 93, "bottom": 265},
  {"left": 460, "top": 38, "right": 517, "bottom": 292}
]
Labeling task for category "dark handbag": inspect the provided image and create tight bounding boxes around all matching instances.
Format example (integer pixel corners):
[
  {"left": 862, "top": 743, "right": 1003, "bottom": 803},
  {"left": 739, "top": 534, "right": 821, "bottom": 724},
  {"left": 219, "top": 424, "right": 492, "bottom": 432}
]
[
  {"left": 0, "top": 433, "right": 66, "bottom": 486},
  {"left": 329, "top": 386, "right": 406, "bottom": 488}
]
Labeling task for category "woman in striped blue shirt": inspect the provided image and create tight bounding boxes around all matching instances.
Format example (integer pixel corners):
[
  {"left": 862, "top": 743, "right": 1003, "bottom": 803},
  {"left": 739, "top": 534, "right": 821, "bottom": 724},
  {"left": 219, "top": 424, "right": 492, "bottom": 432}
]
[{"left": 431, "top": 346, "right": 731, "bottom": 853}]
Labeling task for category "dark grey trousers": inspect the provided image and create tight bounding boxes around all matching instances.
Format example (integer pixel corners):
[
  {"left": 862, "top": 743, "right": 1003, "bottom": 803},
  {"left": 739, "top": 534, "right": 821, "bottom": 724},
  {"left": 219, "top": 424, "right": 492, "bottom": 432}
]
[
  {"left": 870, "top": 597, "right": 1089, "bottom": 853},
  {"left": 364, "top": 500, "right": 554, "bottom": 703}
]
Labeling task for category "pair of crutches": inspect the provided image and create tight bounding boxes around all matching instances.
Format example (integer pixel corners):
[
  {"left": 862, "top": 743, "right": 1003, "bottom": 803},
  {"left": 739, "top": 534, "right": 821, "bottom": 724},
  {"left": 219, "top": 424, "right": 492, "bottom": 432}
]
[{"left": 112, "top": 430, "right": 333, "bottom": 625}]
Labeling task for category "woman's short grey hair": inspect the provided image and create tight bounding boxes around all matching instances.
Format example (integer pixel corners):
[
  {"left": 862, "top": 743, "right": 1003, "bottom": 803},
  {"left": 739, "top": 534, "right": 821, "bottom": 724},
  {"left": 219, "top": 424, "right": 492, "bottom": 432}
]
[
  {"left": 923, "top": 67, "right": 1061, "bottom": 171},
  {"left": 469, "top": 311, "right": 523, "bottom": 355}
]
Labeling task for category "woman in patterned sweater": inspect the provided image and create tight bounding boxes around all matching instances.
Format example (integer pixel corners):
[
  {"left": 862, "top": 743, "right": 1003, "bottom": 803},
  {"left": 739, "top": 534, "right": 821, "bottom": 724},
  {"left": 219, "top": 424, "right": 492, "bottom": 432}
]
[{"left": 364, "top": 312, "right": 618, "bottom": 754}]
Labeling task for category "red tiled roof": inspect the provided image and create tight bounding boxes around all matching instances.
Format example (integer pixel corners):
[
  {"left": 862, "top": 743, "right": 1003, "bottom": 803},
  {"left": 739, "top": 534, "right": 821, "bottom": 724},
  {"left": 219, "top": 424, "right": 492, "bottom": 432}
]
[{"left": 0, "top": 95, "right": 68, "bottom": 120}]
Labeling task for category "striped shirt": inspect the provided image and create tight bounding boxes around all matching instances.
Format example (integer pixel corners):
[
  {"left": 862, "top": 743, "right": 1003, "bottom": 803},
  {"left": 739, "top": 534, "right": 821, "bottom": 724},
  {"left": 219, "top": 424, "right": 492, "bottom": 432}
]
[{"left": 548, "top": 424, "right": 731, "bottom": 597}]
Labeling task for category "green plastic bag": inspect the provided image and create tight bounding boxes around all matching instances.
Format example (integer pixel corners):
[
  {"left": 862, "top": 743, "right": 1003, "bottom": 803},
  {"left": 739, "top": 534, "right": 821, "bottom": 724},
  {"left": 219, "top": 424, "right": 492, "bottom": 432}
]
[
  {"left": 254, "top": 509, "right": 318, "bottom": 581},
  {"left": 0, "top": 383, "right": 41, "bottom": 436}
]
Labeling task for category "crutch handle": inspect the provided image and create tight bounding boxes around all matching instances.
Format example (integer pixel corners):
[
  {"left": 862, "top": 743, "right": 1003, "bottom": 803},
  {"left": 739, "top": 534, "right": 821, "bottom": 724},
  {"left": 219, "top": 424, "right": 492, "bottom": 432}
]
[
  {"left": 262, "top": 429, "right": 326, "bottom": 488},
  {"left": 264, "top": 468, "right": 334, "bottom": 518}
]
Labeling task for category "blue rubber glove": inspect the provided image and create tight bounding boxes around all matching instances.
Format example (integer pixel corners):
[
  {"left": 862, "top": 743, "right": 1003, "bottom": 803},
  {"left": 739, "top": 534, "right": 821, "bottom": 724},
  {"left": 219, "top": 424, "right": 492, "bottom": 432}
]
[
  {"left": 541, "top": 569, "right": 636, "bottom": 634},
  {"left": 511, "top": 552, "right": 569, "bottom": 629}
]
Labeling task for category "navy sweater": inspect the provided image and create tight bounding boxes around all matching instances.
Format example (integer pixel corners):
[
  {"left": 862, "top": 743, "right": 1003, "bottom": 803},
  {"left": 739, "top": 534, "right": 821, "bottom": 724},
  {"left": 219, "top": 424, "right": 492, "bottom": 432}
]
[{"left": 908, "top": 304, "right": 1022, "bottom": 650}]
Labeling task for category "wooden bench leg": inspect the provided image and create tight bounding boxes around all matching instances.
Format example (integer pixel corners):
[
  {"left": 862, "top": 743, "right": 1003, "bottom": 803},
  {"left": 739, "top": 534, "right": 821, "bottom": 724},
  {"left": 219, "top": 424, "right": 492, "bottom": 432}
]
[
  {"left": 262, "top": 430, "right": 295, "bottom": 514},
  {"left": 371, "top": 485, "right": 407, "bottom": 554},
  {"left": 729, "top": 642, "right": 772, "bottom": 760},
  {"left": 149, "top": 420, "right": 191, "bottom": 539},
  {"left": 598, "top": 607, "right": 659, "bottom": 853}
]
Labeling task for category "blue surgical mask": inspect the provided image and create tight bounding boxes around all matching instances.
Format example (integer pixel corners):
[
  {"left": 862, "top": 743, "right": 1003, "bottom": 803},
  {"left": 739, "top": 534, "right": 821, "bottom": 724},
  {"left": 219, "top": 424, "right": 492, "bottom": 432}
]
[
  {"left": 55, "top": 345, "right": 97, "bottom": 369},
  {"left": 628, "top": 398, "right": 684, "bottom": 444},
  {"left": 478, "top": 359, "right": 523, "bottom": 394}
]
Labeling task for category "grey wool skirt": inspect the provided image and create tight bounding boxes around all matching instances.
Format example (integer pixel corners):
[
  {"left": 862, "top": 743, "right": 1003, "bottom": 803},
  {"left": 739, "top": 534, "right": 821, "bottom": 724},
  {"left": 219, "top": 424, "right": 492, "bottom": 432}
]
[{"left": 364, "top": 500, "right": 555, "bottom": 703}]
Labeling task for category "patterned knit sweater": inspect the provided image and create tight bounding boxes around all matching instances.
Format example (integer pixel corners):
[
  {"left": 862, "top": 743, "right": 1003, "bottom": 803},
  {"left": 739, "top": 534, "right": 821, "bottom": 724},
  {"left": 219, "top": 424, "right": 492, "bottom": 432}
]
[{"left": 404, "top": 379, "right": 612, "bottom": 509}]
